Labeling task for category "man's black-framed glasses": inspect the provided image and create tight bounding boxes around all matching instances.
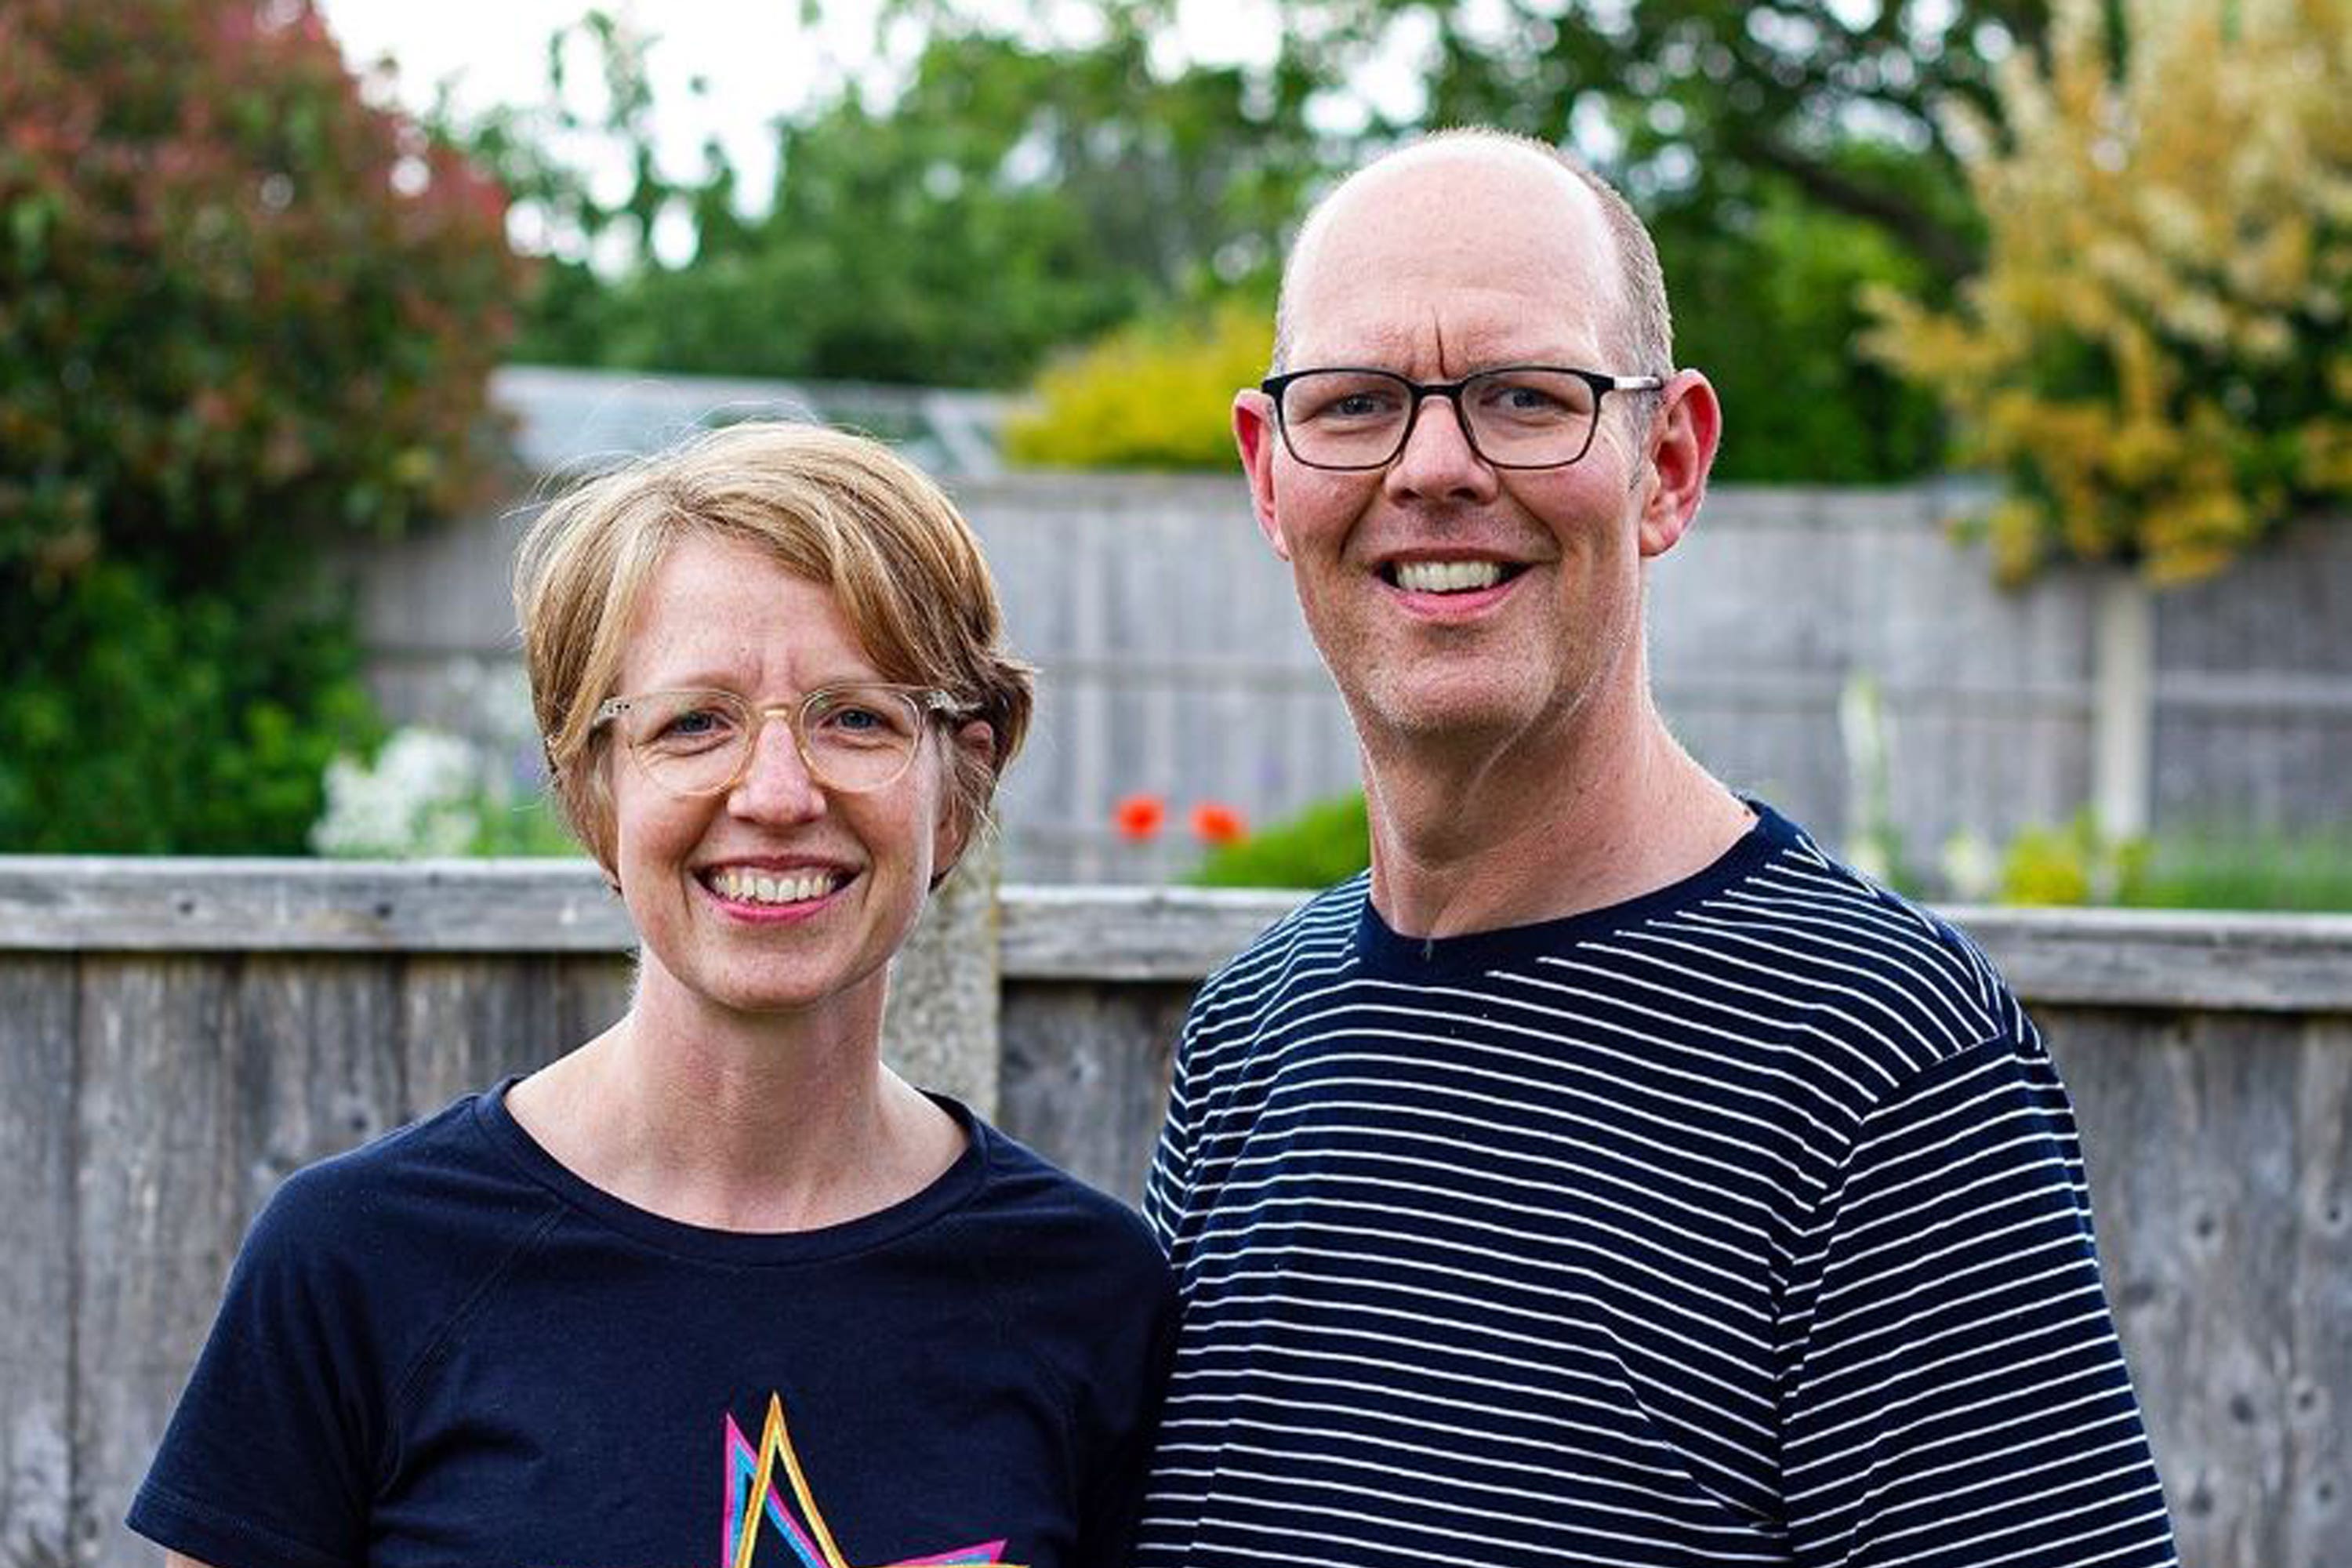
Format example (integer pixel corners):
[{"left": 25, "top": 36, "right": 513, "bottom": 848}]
[{"left": 1260, "top": 365, "right": 1666, "bottom": 471}]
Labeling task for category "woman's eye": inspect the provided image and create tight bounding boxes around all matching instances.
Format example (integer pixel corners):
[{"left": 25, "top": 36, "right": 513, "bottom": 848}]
[
  {"left": 648, "top": 706, "right": 735, "bottom": 748},
  {"left": 811, "top": 698, "right": 911, "bottom": 743}
]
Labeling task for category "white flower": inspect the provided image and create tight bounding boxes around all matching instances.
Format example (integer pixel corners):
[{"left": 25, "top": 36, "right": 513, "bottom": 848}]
[{"left": 311, "top": 728, "right": 495, "bottom": 858}]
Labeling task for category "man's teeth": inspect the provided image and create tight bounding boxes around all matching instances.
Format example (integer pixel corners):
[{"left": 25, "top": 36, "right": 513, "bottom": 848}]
[
  {"left": 1394, "top": 560, "right": 1504, "bottom": 594},
  {"left": 711, "top": 869, "right": 837, "bottom": 906}
]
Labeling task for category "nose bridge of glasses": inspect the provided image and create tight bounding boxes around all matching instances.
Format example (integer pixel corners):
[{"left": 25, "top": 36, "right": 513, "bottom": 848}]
[
  {"left": 734, "top": 700, "right": 822, "bottom": 791},
  {"left": 1396, "top": 378, "right": 1485, "bottom": 465}
]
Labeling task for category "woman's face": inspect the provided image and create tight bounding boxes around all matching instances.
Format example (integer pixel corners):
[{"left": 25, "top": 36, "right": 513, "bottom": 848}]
[{"left": 604, "top": 533, "right": 977, "bottom": 1029}]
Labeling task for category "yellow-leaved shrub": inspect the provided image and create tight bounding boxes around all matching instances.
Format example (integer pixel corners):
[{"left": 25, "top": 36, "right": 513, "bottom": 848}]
[
  {"left": 1865, "top": 0, "right": 2352, "bottom": 583},
  {"left": 1004, "top": 300, "right": 1273, "bottom": 470}
]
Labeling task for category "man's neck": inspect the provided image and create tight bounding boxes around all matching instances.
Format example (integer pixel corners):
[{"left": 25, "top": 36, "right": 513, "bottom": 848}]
[{"left": 1359, "top": 693, "right": 1754, "bottom": 941}]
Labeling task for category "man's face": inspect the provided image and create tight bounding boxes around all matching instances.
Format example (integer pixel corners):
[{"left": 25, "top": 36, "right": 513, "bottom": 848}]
[{"left": 1237, "top": 147, "right": 1706, "bottom": 760}]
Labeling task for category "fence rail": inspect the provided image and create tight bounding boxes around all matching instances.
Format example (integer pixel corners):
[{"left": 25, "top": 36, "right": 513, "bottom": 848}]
[{"left": 2, "top": 859, "right": 2347, "bottom": 1568}]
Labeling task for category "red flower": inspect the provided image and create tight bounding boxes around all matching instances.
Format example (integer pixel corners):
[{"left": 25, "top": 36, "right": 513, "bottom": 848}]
[
  {"left": 1190, "top": 800, "right": 1248, "bottom": 846},
  {"left": 1113, "top": 793, "right": 1167, "bottom": 840}
]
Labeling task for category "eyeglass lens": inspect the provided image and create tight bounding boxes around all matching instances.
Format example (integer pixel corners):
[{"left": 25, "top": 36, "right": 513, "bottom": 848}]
[
  {"left": 613, "top": 686, "right": 928, "bottom": 796},
  {"left": 1276, "top": 368, "right": 1601, "bottom": 469}
]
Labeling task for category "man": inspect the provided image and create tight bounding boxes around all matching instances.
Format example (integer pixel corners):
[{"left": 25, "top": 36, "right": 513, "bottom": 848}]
[{"left": 1134, "top": 129, "right": 2180, "bottom": 1567}]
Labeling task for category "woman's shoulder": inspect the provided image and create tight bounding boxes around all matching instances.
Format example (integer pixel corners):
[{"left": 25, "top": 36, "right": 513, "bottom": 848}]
[
  {"left": 265, "top": 1086, "right": 514, "bottom": 1213},
  {"left": 242, "top": 1083, "right": 562, "bottom": 1302},
  {"left": 956, "top": 1114, "right": 1166, "bottom": 1275}
]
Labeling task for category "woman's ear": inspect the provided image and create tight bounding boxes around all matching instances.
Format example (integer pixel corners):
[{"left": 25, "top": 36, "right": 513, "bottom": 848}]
[{"left": 930, "top": 720, "right": 999, "bottom": 887}]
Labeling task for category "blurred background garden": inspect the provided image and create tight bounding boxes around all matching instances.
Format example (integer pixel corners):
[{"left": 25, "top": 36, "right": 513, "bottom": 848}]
[{"left": 4, "top": 0, "right": 2348, "bottom": 906}]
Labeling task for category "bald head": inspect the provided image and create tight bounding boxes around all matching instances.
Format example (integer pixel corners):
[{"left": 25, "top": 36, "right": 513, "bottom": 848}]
[{"left": 1272, "top": 131, "right": 1673, "bottom": 380}]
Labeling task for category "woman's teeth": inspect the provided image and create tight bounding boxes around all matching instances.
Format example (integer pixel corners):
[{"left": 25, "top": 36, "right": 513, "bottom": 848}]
[
  {"left": 710, "top": 869, "right": 837, "bottom": 906},
  {"left": 1393, "top": 560, "right": 1505, "bottom": 593}
]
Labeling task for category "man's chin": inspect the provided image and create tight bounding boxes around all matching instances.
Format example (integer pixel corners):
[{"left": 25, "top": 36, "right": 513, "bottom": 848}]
[{"left": 1348, "top": 680, "right": 1540, "bottom": 748}]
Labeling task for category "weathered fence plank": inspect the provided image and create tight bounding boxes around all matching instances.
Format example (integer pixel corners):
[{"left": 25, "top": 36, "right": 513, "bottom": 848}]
[
  {"left": 0, "top": 957, "right": 75, "bottom": 1568},
  {"left": 999, "top": 981, "right": 1193, "bottom": 1206},
  {"left": 2056, "top": 1007, "right": 2352, "bottom": 1568},
  {"left": 72, "top": 958, "right": 246, "bottom": 1568}
]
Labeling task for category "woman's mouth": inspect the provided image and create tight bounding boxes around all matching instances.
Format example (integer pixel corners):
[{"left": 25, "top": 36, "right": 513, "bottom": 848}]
[{"left": 703, "top": 868, "right": 845, "bottom": 907}]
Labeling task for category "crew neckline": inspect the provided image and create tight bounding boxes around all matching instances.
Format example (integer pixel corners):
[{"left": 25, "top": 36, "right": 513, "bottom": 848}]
[
  {"left": 1351, "top": 800, "right": 1801, "bottom": 978},
  {"left": 472, "top": 1079, "right": 992, "bottom": 1266}
]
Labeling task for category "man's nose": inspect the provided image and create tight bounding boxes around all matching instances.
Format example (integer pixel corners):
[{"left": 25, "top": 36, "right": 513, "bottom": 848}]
[{"left": 1386, "top": 390, "right": 1497, "bottom": 503}]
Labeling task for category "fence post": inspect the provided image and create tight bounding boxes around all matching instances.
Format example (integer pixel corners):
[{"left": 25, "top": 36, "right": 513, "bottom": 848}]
[
  {"left": 880, "top": 834, "right": 1004, "bottom": 1116},
  {"left": 2093, "top": 572, "right": 2155, "bottom": 839}
]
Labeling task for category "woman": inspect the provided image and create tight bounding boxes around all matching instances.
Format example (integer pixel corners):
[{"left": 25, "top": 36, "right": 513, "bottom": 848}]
[{"left": 129, "top": 423, "right": 1175, "bottom": 1568}]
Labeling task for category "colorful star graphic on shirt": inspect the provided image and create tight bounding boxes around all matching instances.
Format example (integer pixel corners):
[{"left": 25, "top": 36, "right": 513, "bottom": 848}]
[{"left": 723, "top": 1394, "right": 1024, "bottom": 1568}]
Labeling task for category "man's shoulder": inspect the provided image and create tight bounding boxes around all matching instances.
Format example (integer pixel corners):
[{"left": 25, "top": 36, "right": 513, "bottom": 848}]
[
  {"left": 1200, "top": 871, "right": 1370, "bottom": 988},
  {"left": 1643, "top": 804, "right": 2035, "bottom": 1069}
]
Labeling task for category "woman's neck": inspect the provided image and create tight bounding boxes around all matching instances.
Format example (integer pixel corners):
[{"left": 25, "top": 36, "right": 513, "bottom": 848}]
[{"left": 506, "top": 980, "right": 964, "bottom": 1233}]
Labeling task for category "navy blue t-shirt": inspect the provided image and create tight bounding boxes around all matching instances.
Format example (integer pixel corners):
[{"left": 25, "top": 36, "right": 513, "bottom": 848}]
[{"left": 129, "top": 1085, "right": 1175, "bottom": 1568}]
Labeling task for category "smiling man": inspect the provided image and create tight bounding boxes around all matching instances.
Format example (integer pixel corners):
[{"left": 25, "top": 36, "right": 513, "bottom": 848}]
[{"left": 1132, "top": 130, "right": 2180, "bottom": 1568}]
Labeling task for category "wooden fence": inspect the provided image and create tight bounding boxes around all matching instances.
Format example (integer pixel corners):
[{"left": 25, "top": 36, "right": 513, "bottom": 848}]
[
  {"left": 352, "top": 463, "right": 2352, "bottom": 887},
  {"left": 2, "top": 860, "right": 2347, "bottom": 1568}
]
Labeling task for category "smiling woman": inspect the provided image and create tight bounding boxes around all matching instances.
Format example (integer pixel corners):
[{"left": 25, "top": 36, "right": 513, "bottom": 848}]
[{"left": 127, "top": 423, "right": 1176, "bottom": 1568}]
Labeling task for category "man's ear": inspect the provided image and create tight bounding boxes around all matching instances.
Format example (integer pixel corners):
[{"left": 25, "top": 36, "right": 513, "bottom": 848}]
[
  {"left": 930, "top": 720, "right": 999, "bottom": 884},
  {"left": 1637, "top": 369, "right": 1722, "bottom": 560},
  {"left": 1234, "top": 389, "right": 1292, "bottom": 561}
]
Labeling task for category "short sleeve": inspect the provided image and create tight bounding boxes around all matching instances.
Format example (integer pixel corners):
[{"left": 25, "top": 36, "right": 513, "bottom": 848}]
[
  {"left": 1780, "top": 1030, "right": 2180, "bottom": 1566},
  {"left": 1140, "top": 1011, "right": 1202, "bottom": 1257},
  {"left": 127, "top": 1167, "right": 386, "bottom": 1568}
]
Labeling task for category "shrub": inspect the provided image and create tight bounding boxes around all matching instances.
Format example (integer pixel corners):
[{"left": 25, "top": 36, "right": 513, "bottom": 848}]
[
  {"left": 1004, "top": 299, "right": 1273, "bottom": 471},
  {"left": 1192, "top": 792, "right": 1368, "bottom": 890},
  {"left": 2128, "top": 828, "right": 2352, "bottom": 913},
  {"left": 1864, "top": 0, "right": 2352, "bottom": 583},
  {"left": 0, "top": 0, "right": 524, "bottom": 850}
]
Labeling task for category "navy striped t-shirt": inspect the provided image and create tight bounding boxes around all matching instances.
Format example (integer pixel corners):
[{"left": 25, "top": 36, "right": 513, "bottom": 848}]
[{"left": 1137, "top": 804, "right": 2178, "bottom": 1567}]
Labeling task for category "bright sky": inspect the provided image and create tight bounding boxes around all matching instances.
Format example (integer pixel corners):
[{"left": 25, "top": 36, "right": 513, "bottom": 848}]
[
  {"left": 314, "top": 0, "right": 1331, "bottom": 233},
  {"left": 317, "top": 0, "right": 879, "bottom": 218}
]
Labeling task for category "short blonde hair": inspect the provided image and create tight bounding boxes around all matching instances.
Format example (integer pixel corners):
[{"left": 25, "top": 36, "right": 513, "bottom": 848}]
[{"left": 513, "top": 421, "right": 1035, "bottom": 876}]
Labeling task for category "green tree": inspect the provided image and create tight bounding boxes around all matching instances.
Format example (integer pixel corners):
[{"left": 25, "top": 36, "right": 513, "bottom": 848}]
[
  {"left": 1864, "top": 0, "right": 2352, "bottom": 581},
  {"left": 482, "top": 19, "right": 1323, "bottom": 387},
  {"left": 1231, "top": 0, "right": 2020, "bottom": 285},
  {"left": 0, "top": 0, "right": 524, "bottom": 850}
]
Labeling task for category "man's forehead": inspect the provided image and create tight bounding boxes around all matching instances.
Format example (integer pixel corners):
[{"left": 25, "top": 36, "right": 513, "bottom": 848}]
[
  {"left": 1295, "top": 141, "right": 1603, "bottom": 265},
  {"left": 1287, "top": 297, "right": 1599, "bottom": 370},
  {"left": 1282, "top": 146, "right": 1621, "bottom": 365}
]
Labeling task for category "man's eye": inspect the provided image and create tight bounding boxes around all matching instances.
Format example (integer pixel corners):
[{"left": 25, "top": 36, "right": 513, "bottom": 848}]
[
  {"left": 1485, "top": 382, "right": 1570, "bottom": 414},
  {"left": 1310, "top": 389, "right": 1400, "bottom": 421}
]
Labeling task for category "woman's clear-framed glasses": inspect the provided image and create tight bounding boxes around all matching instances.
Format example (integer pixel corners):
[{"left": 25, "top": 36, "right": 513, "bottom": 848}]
[
  {"left": 591, "top": 683, "right": 969, "bottom": 797},
  {"left": 1260, "top": 365, "right": 1665, "bottom": 470}
]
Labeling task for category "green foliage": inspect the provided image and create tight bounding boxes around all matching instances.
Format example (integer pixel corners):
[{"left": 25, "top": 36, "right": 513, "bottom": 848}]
[
  {"left": 1864, "top": 0, "right": 2352, "bottom": 583},
  {"left": 1004, "top": 300, "right": 1272, "bottom": 470},
  {"left": 0, "top": 562, "right": 379, "bottom": 852},
  {"left": 1665, "top": 176, "right": 1949, "bottom": 483},
  {"left": 0, "top": 0, "right": 523, "bottom": 850},
  {"left": 1088, "top": 0, "right": 2016, "bottom": 286},
  {"left": 470, "top": 3, "right": 1972, "bottom": 477},
  {"left": 1994, "top": 815, "right": 2151, "bottom": 906},
  {"left": 310, "top": 725, "right": 583, "bottom": 858},
  {"left": 475, "top": 20, "right": 1320, "bottom": 387},
  {"left": 1192, "top": 793, "right": 1369, "bottom": 890},
  {"left": 1974, "top": 811, "right": 2352, "bottom": 911},
  {"left": 2125, "top": 826, "right": 2352, "bottom": 913}
]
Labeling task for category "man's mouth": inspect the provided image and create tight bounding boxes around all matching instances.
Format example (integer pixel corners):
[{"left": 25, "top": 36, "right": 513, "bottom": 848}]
[
  {"left": 704, "top": 868, "right": 845, "bottom": 907},
  {"left": 1383, "top": 559, "right": 1516, "bottom": 594}
]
